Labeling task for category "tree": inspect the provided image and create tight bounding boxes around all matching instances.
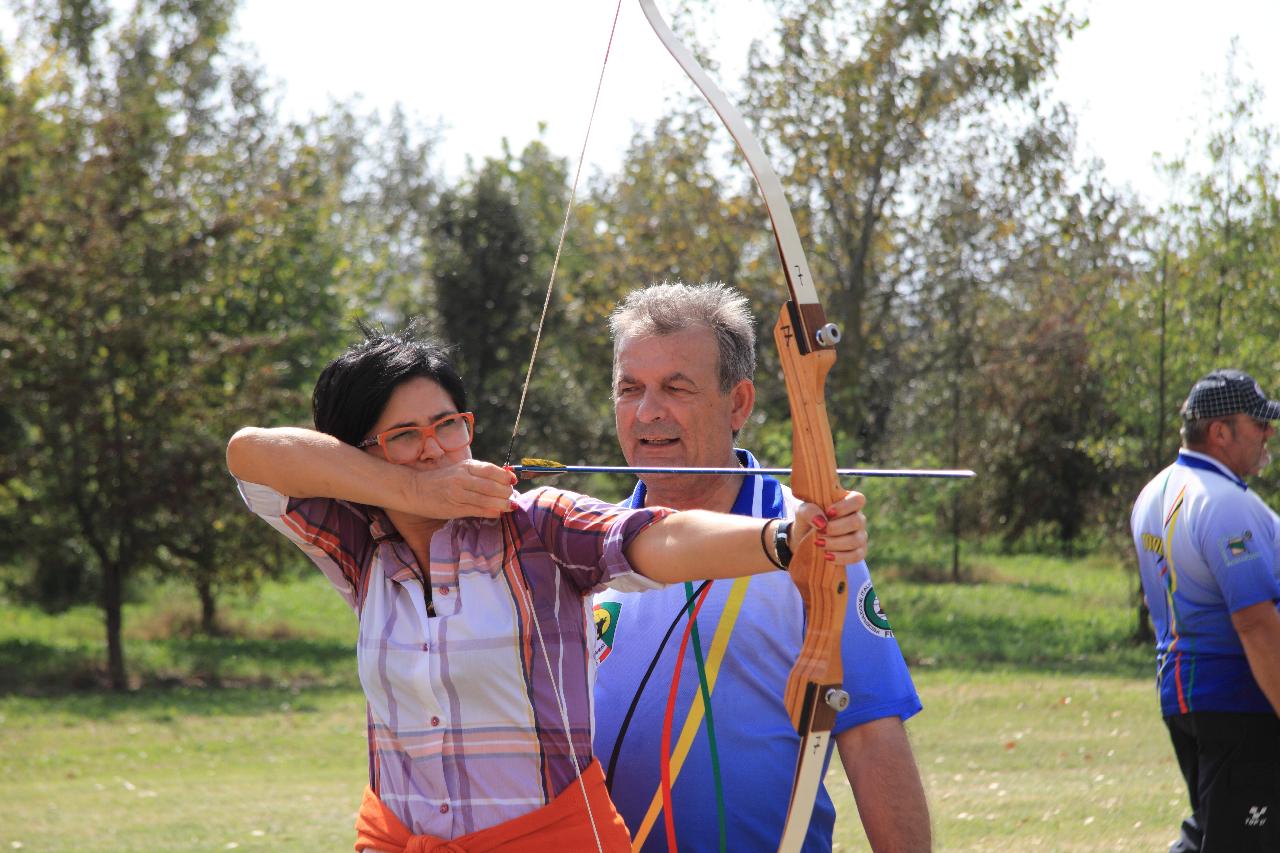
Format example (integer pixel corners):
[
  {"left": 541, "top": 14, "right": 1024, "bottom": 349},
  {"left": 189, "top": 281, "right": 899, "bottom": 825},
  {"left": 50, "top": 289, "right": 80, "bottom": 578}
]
[
  {"left": 0, "top": 0, "right": 348, "bottom": 685},
  {"left": 741, "top": 0, "right": 1084, "bottom": 459}
]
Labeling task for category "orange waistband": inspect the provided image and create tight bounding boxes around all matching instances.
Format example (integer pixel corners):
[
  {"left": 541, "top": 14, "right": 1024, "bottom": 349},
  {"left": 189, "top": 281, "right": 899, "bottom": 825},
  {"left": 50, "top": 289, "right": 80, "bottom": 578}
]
[{"left": 353, "top": 759, "right": 630, "bottom": 853}]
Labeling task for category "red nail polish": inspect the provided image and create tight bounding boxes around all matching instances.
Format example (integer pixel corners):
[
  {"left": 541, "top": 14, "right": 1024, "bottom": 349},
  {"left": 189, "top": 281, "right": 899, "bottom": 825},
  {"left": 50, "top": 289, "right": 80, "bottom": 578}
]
[
  {"left": 825, "top": 552, "right": 836, "bottom": 562},
  {"left": 815, "top": 537, "right": 826, "bottom": 548},
  {"left": 813, "top": 515, "right": 828, "bottom": 530}
]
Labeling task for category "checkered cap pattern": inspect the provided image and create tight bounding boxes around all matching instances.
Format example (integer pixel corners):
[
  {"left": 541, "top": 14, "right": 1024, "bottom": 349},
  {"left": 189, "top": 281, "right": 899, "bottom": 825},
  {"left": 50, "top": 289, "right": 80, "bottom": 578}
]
[{"left": 1181, "top": 369, "right": 1280, "bottom": 421}]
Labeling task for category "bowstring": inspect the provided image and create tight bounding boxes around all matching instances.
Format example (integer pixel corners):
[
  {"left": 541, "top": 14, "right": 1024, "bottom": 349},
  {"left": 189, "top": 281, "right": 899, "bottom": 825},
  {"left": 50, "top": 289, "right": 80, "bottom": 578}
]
[
  {"left": 506, "top": 5, "right": 624, "bottom": 851},
  {"left": 504, "top": 0, "right": 625, "bottom": 467}
]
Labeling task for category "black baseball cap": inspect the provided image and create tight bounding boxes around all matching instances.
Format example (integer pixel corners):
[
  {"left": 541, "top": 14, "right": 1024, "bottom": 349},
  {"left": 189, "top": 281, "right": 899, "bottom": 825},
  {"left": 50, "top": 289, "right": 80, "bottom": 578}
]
[{"left": 1180, "top": 369, "right": 1280, "bottom": 421}]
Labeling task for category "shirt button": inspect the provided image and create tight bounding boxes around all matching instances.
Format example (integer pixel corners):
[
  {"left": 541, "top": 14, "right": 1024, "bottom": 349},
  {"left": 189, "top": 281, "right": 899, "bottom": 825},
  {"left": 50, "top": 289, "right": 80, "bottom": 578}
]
[
  {"left": 431, "top": 715, "right": 440, "bottom": 726},
  {"left": 439, "top": 803, "right": 450, "bottom": 814},
  {"left": 421, "top": 643, "right": 429, "bottom": 652},
  {"left": 438, "top": 585, "right": 449, "bottom": 596}
]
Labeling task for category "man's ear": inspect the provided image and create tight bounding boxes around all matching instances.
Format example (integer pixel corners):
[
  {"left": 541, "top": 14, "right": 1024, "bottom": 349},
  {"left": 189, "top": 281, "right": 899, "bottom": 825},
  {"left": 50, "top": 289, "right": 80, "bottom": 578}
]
[
  {"left": 1208, "top": 418, "right": 1234, "bottom": 447},
  {"left": 729, "top": 379, "right": 756, "bottom": 432}
]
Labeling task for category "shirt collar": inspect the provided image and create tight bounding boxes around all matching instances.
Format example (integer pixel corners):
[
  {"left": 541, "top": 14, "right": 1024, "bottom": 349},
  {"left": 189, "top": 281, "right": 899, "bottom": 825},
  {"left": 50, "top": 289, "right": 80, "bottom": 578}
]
[{"left": 1176, "top": 448, "right": 1248, "bottom": 490}]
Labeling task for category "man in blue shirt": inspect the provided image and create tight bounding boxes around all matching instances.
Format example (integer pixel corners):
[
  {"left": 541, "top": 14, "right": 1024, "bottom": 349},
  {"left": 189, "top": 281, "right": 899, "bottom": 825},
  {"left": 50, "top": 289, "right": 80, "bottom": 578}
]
[
  {"left": 592, "top": 282, "right": 929, "bottom": 851},
  {"left": 1131, "top": 369, "right": 1280, "bottom": 853}
]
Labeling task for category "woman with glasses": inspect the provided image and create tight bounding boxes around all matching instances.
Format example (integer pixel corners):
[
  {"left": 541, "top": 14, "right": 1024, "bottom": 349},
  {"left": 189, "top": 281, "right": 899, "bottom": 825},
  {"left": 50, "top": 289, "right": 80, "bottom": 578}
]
[{"left": 225, "top": 323, "right": 869, "bottom": 853}]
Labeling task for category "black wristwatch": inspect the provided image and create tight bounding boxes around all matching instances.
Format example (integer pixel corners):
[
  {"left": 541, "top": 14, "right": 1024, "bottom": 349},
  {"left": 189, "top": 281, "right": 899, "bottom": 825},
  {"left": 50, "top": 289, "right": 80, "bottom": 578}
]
[{"left": 774, "top": 520, "right": 794, "bottom": 569}]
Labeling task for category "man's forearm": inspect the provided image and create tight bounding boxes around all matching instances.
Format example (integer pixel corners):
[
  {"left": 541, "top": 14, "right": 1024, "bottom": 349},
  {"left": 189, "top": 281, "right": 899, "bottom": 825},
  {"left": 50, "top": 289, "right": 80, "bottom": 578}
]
[
  {"left": 1233, "top": 600, "right": 1280, "bottom": 715},
  {"left": 836, "top": 717, "right": 932, "bottom": 852}
]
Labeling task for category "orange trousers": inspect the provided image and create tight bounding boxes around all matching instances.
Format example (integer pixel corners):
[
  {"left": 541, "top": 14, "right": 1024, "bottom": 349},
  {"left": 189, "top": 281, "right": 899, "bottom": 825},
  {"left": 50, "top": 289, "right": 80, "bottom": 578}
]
[{"left": 354, "top": 759, "right": 631, "bottom": 853}]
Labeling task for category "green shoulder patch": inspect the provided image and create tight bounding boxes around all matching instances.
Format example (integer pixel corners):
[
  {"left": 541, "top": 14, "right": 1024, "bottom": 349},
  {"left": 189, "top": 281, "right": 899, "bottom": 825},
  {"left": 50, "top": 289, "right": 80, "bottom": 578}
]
[
  {"left": 593, "top": 601, "right": 621, "bottom": 664},
  {"left": 856, "top": 580, "right": 894, "bottom": 638}
]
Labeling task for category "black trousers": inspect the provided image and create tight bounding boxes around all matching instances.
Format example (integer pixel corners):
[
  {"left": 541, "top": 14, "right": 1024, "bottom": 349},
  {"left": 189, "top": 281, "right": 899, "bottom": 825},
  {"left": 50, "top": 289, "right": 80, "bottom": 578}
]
[{"left": 1165, "top": 712, "right": 1280, "bottom": 853}]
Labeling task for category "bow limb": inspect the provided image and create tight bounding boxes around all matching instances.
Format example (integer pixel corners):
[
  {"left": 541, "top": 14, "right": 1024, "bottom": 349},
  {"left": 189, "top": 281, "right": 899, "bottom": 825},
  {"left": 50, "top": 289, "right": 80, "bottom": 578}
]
[{"left": 638, "top": 3, "right": 849, "bottom": 850}]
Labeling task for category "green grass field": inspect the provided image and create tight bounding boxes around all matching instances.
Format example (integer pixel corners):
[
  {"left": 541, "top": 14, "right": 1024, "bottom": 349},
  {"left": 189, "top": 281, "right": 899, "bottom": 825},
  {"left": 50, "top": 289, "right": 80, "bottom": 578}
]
[{"left": 0, "top": 551, "right": 1188, "bottom": 851}]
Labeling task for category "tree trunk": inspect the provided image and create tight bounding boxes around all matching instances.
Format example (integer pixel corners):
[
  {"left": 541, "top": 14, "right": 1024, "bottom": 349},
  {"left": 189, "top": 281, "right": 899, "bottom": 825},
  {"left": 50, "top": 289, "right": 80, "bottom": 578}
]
[
  {"left": 197, "top": 575, "right": 218, "bottom": 635},
  {"left": 103, "top": 560, "right": 127, "bottom": 690}
]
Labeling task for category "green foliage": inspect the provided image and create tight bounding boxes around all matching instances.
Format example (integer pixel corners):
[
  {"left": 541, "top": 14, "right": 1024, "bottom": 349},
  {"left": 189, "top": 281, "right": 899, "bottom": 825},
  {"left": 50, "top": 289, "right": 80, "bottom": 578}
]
[
  {"left": 878, "top": 551, "right": 1149, "bottom": 675},
  {"left": 432, "top": 141, "right": 618, "bottom": 467},
  {"left": 3, "top": 0, "right": 1280, "bottom": 680},
  {"left": 0, "top": 0, "right": 349, "bottom": 686}
]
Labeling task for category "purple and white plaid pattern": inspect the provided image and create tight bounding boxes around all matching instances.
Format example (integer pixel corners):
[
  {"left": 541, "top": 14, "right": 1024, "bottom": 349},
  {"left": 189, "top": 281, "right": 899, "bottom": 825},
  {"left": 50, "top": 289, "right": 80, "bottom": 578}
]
[{"left": 237, "top": 479, "right": 667, "bottom": 839}]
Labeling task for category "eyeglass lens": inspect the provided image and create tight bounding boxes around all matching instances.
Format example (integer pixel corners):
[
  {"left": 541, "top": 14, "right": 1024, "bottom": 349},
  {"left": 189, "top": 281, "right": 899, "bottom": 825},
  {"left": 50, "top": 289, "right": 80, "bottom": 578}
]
[{"left": 381, "top": 415, "right": 472, "bottom": 462}]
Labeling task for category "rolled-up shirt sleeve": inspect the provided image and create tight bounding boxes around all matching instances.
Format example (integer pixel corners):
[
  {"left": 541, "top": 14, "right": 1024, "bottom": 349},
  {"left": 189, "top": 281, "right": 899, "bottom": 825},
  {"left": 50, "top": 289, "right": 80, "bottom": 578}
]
[
  {"left": 235, "top": 477, "right": 375, "bottom": 611},
  {"left": 517, "top": 487, "right": 672, "bottom": 594}
]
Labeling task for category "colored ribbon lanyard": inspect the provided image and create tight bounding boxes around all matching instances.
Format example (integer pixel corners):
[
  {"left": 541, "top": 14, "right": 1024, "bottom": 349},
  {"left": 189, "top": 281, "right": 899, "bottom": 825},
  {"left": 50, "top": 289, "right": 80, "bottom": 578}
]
[
  {"left": 631, "top": 575, "right": 752, "bottom": 851},
  {"left": 681, "top": 580, "right": 727, "bottom": 852}
]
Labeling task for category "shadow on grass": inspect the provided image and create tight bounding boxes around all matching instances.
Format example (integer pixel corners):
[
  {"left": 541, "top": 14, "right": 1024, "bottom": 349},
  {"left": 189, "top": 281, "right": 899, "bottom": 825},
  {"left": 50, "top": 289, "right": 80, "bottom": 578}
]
[
  {"left": 0, "top": 638, "right": 103, "bottom": 691},
  {"left": 0, "top": 635, "right": 357, "bottom": 704},
  {"left": 880, "top": 562, "right": 1072, "bottom": 597},
  {"left": 157, "top": 634, "right": 353, "bottom": 675},
  {"left": 0, "top": 678, "right": 361, "bottom": 719}
]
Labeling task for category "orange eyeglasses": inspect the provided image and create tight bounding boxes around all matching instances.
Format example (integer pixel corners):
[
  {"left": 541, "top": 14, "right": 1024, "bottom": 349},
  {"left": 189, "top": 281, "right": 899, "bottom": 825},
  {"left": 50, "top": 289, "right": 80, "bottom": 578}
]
[{"left": 357, "top": 412, "right": 475, "bottom": 463}]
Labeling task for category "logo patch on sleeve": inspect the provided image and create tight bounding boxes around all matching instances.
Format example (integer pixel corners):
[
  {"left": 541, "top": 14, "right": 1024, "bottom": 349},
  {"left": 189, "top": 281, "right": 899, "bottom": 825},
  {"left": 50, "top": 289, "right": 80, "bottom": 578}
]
[
  {"left": 856, "top": 580, "right": 894, "bottom": 638},
  {"left": 1221, "top": 530, "right": 1254, "bottom": 564},
  {"left": 593, "top": 601, "right": 621, "bottom": 664}
]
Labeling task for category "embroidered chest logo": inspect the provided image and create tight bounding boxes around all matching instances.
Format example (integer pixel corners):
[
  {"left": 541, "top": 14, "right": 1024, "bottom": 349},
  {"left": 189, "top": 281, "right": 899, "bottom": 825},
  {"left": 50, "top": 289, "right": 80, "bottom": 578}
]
[
  {"left": 593, "top": 601, "right": 621, "bottom": 664},
  {"left": 856, "top": 579, "right": 894, "bottom": 638},
  {"left": 1246, "top": 805, "right": 1268, "bottom": 827}
]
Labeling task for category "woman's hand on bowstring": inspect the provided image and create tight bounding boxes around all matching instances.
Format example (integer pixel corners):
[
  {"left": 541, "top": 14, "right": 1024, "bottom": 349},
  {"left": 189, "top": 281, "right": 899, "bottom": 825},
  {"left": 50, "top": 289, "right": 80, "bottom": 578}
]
[{"left": 407, "top": 460, "right": 520, "bottom": 519}]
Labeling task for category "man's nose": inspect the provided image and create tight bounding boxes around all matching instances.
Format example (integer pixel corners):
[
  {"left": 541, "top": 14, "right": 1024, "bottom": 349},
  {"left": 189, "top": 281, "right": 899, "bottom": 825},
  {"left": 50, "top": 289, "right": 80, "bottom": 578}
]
[{"left": 635, "top": 389, "right": 667, "bottom": 422}]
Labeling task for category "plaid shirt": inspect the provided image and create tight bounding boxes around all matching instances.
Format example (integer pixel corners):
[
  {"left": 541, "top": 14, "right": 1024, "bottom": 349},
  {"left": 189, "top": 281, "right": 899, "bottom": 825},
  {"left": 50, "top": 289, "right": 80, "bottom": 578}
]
[{"left": 237, "top": 479, "right": 669, "bottom": 838}]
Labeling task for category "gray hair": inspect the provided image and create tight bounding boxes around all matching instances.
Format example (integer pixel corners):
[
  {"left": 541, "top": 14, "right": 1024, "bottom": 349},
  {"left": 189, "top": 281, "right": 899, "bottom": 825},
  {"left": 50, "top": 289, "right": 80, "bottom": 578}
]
[
  {"left": 608, "top": 282, "right": 756, "bottom": 393},
  {"left": 1181, "top": 416, "right": 1231, "bottom": 448},
  {"left": 1181, "top": 418, "right": 1208, "bottom": 447}
]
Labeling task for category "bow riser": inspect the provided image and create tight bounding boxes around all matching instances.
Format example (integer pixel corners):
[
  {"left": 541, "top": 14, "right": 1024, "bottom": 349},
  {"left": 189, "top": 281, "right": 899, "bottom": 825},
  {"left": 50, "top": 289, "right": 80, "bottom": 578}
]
[{"left": 774, "top": 306, "right": 848, "bottom": 728}]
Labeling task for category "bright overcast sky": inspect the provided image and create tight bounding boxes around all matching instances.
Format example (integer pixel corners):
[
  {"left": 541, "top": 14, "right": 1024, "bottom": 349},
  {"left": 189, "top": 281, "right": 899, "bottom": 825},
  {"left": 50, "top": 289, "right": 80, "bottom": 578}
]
[
  {"left": 216, "top": 1, "right": 1280, "bottom": 205},
  {"left": 0, "top": 2, "right": 1273, "bottom": 203}
]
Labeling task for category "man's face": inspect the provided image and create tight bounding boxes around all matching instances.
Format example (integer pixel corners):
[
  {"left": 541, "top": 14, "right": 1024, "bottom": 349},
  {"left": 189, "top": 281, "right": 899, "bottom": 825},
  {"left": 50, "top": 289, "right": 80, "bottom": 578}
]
[
  {"left": 1219, "top": 414, "right": 1276, "bottom": 477},
  {"left": 612, "top": 327, "right": 753, "bottom": 475}
]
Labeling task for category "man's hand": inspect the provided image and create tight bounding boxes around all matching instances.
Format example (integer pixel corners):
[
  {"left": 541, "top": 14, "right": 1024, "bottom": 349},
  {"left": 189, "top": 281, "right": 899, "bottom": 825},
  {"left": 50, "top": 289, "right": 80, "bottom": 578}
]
[
  {"left": 407, "top": 459, "right": 518, "bottom": 519},
  {"left": 794, "top": 490, "right": 868, "bottom": 566}
]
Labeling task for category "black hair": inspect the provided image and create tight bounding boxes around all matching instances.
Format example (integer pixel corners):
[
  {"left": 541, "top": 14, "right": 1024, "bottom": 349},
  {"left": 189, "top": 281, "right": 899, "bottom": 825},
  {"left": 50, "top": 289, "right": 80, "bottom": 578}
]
[{"left": 312, "top": 319, "right": 468, "bottom": 446}]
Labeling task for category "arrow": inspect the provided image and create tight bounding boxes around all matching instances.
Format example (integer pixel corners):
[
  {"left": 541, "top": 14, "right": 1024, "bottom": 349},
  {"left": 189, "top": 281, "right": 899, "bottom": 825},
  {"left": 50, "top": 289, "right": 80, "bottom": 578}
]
[{"left": 511, "top": 462, "right": 975, "bottom": 479}]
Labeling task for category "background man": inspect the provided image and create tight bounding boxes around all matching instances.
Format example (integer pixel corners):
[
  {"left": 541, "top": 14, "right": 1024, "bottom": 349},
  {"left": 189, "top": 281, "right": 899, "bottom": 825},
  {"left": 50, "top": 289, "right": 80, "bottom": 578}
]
[
  {"left": 1131, "top": 369, "right": 1280, "bottom": 853},
  {"left": 592, "top": 282, "right": 930, "bottom": 852}
]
